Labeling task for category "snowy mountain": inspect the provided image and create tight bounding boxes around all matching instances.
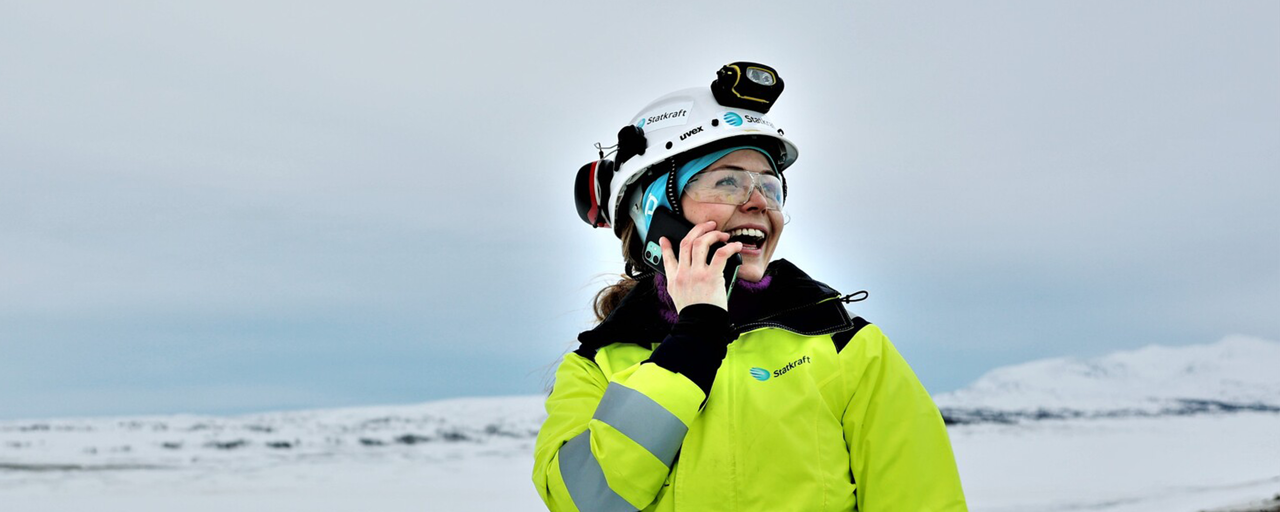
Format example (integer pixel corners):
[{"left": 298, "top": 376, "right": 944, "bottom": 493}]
[{"left": 934, "top": 335, "right": 1280, "bottom": 424}]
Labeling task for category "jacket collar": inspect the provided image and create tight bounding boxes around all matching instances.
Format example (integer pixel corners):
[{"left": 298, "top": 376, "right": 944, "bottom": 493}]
[{"left": 577, "top": 259, "right": 855, "bottom": 351}]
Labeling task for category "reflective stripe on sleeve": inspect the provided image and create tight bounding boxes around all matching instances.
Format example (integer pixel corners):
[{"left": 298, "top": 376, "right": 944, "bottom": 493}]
[
  {"left": 558, "top": 430, "right": 637, "bottom": 512},
  {"left": 592, "top": 382, "right": 688, "bottom": 467}
]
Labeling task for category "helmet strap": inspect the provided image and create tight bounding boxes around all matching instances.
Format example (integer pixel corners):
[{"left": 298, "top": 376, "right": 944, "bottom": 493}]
[{"left": 664, "top": 158, "right": 682, "bottom": 217}]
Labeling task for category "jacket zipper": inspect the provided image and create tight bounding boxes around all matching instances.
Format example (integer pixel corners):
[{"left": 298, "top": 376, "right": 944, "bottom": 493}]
[{"left": 731, "top": 295, "right": 853, "bottom": 336}]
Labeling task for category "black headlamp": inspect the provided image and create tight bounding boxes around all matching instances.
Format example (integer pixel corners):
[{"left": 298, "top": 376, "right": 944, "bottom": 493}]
[{"left": 710, "top": 62, "right": 784, "bottom": 113}]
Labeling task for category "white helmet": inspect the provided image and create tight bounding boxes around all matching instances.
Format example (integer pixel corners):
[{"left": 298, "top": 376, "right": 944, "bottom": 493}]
[{"left": 574, "top": 62, "right": 799, "bottom": 239}]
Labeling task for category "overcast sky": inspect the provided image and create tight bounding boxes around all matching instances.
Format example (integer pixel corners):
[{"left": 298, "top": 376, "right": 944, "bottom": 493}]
[{"left": 2, "top": 1, "right": 1276, "bottom": 420}]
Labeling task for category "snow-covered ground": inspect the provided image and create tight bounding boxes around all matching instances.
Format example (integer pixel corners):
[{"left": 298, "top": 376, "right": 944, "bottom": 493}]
[
  {"left": 3, "top": 336, "right": 1278, "bottom": 511},
  {"left": 0, "top": 396, "right": 546, "bottom": 511},
  {"left": 952, "top": 414, "right": 1280, "bottom": 512}
]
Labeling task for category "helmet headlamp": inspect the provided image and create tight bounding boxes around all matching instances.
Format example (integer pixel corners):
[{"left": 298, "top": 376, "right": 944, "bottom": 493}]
[
  {"left": 745, "top": 67, "right": 776, "bottom": 86},
  {"left": 711, "top": 62, "right": 784, "bottom": 113}
]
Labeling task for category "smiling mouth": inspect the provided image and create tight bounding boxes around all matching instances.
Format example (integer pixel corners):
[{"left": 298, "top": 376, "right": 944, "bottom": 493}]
[{"left": 727, "top": 227, "right": 767, "bottom": 251}]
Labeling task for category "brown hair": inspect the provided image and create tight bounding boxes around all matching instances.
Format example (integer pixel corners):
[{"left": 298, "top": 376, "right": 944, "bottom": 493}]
[{"left": 591, "top": 220, "right": 649, "bottom": 323}]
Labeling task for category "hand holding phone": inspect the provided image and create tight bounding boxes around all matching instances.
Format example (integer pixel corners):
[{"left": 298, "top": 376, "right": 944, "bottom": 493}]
[{"left": 642, "top": 206, "right": 743, "bottom": 312}]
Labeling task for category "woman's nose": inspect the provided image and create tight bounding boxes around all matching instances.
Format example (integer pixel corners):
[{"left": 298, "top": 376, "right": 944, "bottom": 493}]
[{"left": 739, "top": 187, "right": 768, "bottom": 211}]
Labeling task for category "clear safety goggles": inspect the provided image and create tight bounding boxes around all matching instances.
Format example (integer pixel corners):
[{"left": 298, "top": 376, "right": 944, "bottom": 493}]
[{"left": 684, "top": 169, "right": 784, "bottom": 211}]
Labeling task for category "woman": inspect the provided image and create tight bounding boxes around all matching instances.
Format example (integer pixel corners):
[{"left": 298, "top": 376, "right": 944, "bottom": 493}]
[{"left": 535, "top": 62, "right": 967, "bottom": 512}]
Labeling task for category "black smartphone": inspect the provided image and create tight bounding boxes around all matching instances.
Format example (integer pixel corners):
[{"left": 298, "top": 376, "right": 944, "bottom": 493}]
[{"left": 642, "top": 206, "right": 742, "bottom": 295}]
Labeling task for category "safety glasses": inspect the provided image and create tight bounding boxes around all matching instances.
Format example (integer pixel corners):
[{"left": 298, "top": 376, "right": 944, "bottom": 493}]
[{"left": 684, "top": 169, "right": 784, "bottom": 211}]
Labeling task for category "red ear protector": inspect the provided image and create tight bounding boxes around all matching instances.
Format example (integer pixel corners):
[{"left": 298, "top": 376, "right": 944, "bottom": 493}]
[
  {"left": 573, "top": 125, "right": 647, "bottom": 229},
  {"left": 574, "top": 158, "right": 615, "bottom": 228}
]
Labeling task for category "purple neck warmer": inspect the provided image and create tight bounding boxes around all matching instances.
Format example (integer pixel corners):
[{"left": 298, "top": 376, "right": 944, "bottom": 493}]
[{"left": 654, "top": 273, "right": 774, "bottom": 324}]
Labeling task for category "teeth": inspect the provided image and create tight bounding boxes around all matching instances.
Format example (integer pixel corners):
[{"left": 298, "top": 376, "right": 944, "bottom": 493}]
[{"left": 729, "top": 228, "right": 765, "bottom": 239}]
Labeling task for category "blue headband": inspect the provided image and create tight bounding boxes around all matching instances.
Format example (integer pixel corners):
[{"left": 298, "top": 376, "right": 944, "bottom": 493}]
[{"left": 632, "top": 145, "right": 775, "bottom": 240}]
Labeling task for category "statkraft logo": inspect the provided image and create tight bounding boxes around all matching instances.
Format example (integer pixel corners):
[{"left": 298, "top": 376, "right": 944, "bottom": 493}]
[
  {"left": 752, "top": 355, "right": 812, "bottom": 382},
  {"left": 723, "top": 112, "right": 743, "bottom": 127},
  {"left": 635, "top": 102, "right": 693, "bottom": 131},
  {"left": 744, "top": 114, "right": 775, "bottom": 129},
  {"left": 636, "top": 108, "right": 689, "bottom": 129}
]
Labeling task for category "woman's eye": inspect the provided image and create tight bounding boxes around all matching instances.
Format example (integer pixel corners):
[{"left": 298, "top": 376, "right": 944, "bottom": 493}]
[{"left": 715, "top": 177, "right": 739, "bottom": 187}]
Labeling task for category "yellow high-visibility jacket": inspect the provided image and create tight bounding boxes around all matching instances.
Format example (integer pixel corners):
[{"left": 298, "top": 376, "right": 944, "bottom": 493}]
[{"left": 533, "top": 260, "right": 967, "bottom": 511}]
